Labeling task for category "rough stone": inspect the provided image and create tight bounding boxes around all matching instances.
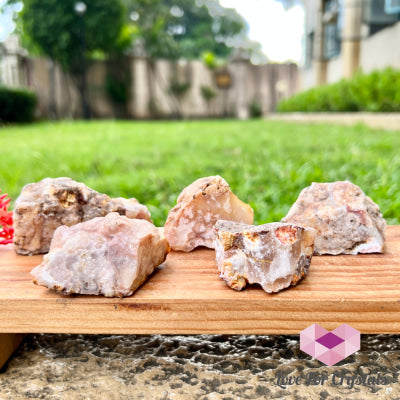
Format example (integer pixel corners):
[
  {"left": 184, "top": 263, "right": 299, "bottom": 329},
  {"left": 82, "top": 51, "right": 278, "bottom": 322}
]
[
  {"left": 13, "top": 177, "right": 151, "bottom": 255},
  {"left": 282, "top": 181, "right": 386, "bottom": 255},
  {"left": 164, "top": 176, "right": 254, "bottom": 252},
  {"left": 31, "top": 213, "right": 169, "bottom": 297},
  {"left": 213, "top": 220, "right": 316, "bottom": 293}
]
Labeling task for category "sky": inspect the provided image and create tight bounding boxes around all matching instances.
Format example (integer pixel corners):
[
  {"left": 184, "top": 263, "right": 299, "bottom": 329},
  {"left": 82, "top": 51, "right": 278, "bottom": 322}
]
[
  {"left": 220, "top": 0, "right": 305, "bottom": 63},
  {"left": 0, "top": 0, "right": 22, "bottom": 42},
  {"left": 0, "top": 0, "right": 305, "bottom": 63}
]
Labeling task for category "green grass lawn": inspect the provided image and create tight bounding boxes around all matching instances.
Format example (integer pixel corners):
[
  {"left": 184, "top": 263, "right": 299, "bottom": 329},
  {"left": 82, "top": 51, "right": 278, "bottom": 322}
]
[{"left": 1, "top": 120, "right": 399, "bottom": 226}]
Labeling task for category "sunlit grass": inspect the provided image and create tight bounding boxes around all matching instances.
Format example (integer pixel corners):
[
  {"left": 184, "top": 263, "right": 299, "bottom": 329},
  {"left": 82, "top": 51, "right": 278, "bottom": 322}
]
[{"left": 1, "top": 119, "right": 399, "bottom": 226}]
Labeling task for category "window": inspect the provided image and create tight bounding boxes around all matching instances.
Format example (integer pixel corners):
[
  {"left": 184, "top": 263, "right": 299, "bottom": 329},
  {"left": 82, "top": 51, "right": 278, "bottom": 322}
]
[
  {"left": 363, "top": 0, "right": 400, "bottom": 35},
  {"left": 323, "top": 23, "right": 340, "bottom": 59},
  {"left": 322, "top": 0, "right": 341, "bottom": 59},
  {"left": 386, "top": 0, "right": 400, "bottom": 13},
  {"left": 305, "top": 31, "right": 314, "bottom": 68},
  {"left": 324, "top": 0, "right": 339, "bottom": 13}
]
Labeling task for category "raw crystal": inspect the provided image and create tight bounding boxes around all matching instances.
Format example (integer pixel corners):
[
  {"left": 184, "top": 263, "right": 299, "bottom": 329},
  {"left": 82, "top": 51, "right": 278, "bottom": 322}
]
[
  {"left": 282, "top": 181, "right": 386, "bottom": 255},
  {"left": 213, "top": 220, "right": 316, "bottom": 293},
  {"left": 31, "top": 213, "right": 169, "bottom": 297},
  {"left": 13, "top": 177, "right": 151, "bottom": 255},
  {"left": 164, "top": 176, "right": 253, "bottom": 252}
]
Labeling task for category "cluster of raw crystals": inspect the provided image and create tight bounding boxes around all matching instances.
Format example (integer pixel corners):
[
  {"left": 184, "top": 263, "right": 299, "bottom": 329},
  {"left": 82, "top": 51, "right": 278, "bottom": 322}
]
[
  {"left": 213, "top": 220, "right": 316, "bottom": 293},
  {"left": 12, "top": 175, "right": 386, "bottom": 297},
  {"left": 13, "top": 177, "right": 151, "bottom": 255},
  {"left": 31, "top": 213, "right": 169, "bottom": 297},
  {"left": 164, "top": 176, "right": 254, "bottom": 251},
  {"left": 282, "top": 181, "right": 386, "bottom": 255}
]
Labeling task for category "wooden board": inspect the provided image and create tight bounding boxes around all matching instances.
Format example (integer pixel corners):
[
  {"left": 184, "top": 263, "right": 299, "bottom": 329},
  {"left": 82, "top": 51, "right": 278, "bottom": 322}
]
[
  {"left": 1, "top": 226, "right": 400, "bottom": 335},
  {"left": 0, "top": 334, "right": 26, "bottom": 370}
]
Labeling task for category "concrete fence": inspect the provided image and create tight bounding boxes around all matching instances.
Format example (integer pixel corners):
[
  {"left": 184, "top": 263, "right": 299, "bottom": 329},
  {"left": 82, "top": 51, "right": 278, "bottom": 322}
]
[{"left": 1, "top": 42, "right": 298, "bottom": 119}]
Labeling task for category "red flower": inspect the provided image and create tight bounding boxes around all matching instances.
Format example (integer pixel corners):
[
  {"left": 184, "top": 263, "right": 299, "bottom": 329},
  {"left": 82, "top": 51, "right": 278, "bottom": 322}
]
[{"left": 0, "top": 190, "right": 14, "bottom": 245}]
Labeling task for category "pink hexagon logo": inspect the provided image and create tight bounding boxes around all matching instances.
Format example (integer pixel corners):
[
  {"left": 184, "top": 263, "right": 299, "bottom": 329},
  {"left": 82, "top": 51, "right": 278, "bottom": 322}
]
[{"left": 300, "top": 324, "right": 360, "bottom": 366}]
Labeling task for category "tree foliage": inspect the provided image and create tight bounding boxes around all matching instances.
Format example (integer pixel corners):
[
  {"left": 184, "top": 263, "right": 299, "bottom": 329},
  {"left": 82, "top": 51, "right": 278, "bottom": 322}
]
[
  {"left": 124, "top": 0, "right": 247, "bottom": 59},
  {"left": 19, "top": 0, "right": 259, "bottom": 64},
  {"left": 21, "top": 0, "right": 126, "bottom": 74}
]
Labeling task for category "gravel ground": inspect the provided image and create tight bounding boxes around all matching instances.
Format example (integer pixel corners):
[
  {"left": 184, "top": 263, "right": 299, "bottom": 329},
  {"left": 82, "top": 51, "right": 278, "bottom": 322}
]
[{"left": 0, "top": 334, "right": 399, "bottom": 399}]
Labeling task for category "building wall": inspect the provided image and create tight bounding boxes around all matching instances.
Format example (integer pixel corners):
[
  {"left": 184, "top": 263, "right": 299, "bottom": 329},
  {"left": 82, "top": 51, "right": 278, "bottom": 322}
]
[
  {"left": 300, "top": 1, "right": 400, "bottom": 90},
  {"left": 360, "top": 21, "right": 400, "bottom": 73},
  {"left": 300, "top": 68, "right": 316, "bottom": 90},
  {"left": 326, "top": 54, "right": 343, "bottom": 84}
]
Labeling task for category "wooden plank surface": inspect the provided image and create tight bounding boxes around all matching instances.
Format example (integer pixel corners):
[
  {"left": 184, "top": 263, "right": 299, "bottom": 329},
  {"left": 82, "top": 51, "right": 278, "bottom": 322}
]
[{"left": 0, "top": 226, "right": 399, "bottom": 334}]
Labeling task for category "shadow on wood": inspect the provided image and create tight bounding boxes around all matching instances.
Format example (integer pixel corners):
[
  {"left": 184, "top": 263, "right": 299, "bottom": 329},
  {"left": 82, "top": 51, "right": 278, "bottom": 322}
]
[{"left": 0, "top": 334, "right": 26, "bottom": 371}]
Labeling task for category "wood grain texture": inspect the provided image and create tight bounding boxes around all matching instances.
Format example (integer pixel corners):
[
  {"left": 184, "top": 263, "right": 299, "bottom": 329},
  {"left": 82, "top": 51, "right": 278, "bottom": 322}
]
[{"left": 0, "top": 226, "right": 399, "bottom": 334}]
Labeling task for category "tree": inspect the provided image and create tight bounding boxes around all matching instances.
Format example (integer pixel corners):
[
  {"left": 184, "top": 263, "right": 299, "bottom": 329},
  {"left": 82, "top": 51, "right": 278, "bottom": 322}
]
[
  {"left": 171, "top": 0, "right": 246, "bottom": 59},
  {"left": 124, "top": 0, "right": 247, "bottom": 60},
  {"left": 122, "top": 0, "right": 248, "bottom": 117},
  {"left": 21, "top": 0, "right": 126, "bottom": 118}
]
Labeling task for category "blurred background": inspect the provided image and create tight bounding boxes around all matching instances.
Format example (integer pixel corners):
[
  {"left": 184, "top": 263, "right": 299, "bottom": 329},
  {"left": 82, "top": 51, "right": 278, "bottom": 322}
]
[
  {"left": 0, "top": 0, "right": 299, "bottom": 120},
  {"left": 1, "top": 2, "right": 400, "bottom": 399},
  {"left": 1, "top": 0, "right": 398, "bottom": 122}
]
